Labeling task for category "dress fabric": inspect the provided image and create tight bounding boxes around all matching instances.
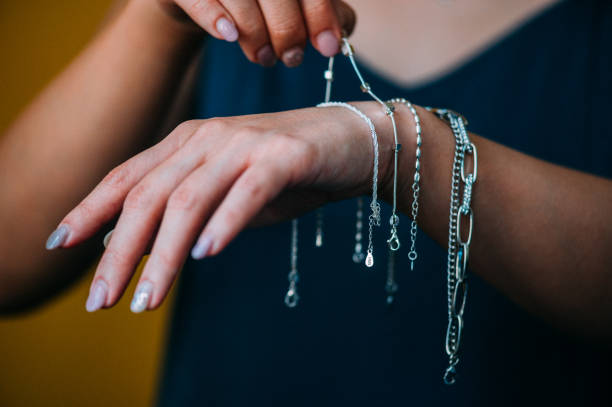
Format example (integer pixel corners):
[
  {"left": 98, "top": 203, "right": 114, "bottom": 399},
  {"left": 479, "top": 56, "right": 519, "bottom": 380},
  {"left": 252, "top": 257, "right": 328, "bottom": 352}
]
[{"left": 157, "top": 1, "right": 612, "bottom": 405}]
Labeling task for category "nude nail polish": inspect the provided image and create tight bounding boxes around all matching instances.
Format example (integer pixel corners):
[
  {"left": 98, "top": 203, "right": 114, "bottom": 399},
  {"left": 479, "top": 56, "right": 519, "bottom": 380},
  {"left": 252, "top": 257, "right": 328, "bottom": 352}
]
[
  {"left": 130, "top": 281, "right": 153, "bottom": 314},
  {"left": 316, "top": 30, "right": 340, "bottom": 57},
  {"left": 85, "top": 280, "right": 108, "bottom": 313},
  {"left": 191, "top": 236, "right": 212, "bottom": 260},
  {"left": 45, "top": 224, "right": 70, "bottom": 250},
  {"left": 281, "top": 46, "right": 304, "bottom": 68},
  {"left": 216, "top": 17, "right": 238, "bottom": 42}
]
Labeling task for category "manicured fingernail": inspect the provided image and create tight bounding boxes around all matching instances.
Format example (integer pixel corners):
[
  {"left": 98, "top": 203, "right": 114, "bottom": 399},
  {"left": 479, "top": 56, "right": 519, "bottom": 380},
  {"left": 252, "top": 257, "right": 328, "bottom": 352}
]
[
  {"left": 103, "top": 229, "right": 113, "bottom": 248},
  {"left": 216, "top": 17, "right": 238, "bottom": 42},
  {"left": 45, "top": 224, "right": 70, "bottom": 250},
  {"left": 257, "top": 44, "right": 277, "bottom": 67},
  {"left": 85, "top": 280, "right": 108, "bottom": 313},
  {"left": 130, "top": 281, "right": 154, "bottom": 314},
  {"left": 281, "top": 46, "right": 304, "bottom": 68},
  {"left": 316, "top": 30, "right": 339, "bottom": 57},
  {"left": 191, "top": 236, "right": 212, "bottom": 260}
]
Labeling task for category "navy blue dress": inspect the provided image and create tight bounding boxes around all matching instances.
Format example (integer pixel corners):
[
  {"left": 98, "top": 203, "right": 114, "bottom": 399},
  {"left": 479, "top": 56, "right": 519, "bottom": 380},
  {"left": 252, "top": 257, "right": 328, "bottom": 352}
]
[{"left": 158, "top": 1, "right": 612, "bottom": 405}]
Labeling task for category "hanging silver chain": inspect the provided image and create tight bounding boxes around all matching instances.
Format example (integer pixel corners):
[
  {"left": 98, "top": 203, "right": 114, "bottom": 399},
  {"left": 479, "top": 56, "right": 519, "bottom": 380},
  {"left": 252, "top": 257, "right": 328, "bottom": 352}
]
[
  {"left": 427, "top": 108, "right": 477, "bottom": 385},
  {"left": 284, "top": 218, "right": 300, "bottom": 308},
  {"left": 317, "top": 101, "right": 381, "bottom": 268},
  {"left": 314, "top": 56, "right": 336, "bottom": 248},
  {"left": 388, "top": 98, "right": 423, "bottom": 271}
]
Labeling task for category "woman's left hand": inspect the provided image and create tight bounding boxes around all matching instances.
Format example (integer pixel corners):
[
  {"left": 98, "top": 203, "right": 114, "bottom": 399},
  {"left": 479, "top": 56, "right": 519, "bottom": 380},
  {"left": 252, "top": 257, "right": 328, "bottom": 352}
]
[{"left": 50, "top": 103, "right": 395, "bottom": 312}]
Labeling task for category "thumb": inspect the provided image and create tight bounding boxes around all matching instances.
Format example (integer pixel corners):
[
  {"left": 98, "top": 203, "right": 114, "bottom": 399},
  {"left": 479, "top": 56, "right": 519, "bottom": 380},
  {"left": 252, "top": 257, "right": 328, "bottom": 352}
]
[{"left": 333, "top": 0, "right": 357, "bottom": 37}]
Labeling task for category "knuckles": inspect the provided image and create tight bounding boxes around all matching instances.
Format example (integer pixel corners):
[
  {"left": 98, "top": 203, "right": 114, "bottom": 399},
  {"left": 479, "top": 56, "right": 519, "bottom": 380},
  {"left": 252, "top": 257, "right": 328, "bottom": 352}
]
[
  {"left": 238, "top": 170, "right": 267, "bottom": 201},
  {"left": 194, "top": 117, "right": 230, "bottom": 139},
  {"left": 167, "top": 185, "right": 200, "bottom": 211},
  {"left": 268, "top": 22, "right": 306, "bottom": 44},
  {"left": 102, "top": 165, "right": 130, "bottom": 192},
  {"left": 124, "top": 182, "right": 156, "bottom": 210},
  {"left": 187, "top": 0, "right": 215, "bottom": 14}
]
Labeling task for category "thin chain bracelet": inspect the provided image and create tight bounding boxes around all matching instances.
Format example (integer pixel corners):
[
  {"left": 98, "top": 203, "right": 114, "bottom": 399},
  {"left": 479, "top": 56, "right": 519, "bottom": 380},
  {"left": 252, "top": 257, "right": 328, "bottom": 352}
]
[
  {"left": 427, "top": 107, "right": 477, "bottom": 385},
  {"left": 314, "top": 56, "right": 336, "bottom": 248},
  {"left": 317, "top": 101, "right": 381, "bottom": 268},
  {"left": 322, "top": 50, "right": 366, "bottom": 265},
  {"left": 338, "top": 38, "right": 403, "bottom": 275},
  {"left": 388, "top": 98, "right": 423, "bottom": 271}
]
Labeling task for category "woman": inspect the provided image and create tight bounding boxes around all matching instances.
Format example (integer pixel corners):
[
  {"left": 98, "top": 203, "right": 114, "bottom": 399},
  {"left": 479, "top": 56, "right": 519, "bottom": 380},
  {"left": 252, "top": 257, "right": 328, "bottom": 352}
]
[{"left": 1, "top": 0, "right": 610, "bottom": 405}]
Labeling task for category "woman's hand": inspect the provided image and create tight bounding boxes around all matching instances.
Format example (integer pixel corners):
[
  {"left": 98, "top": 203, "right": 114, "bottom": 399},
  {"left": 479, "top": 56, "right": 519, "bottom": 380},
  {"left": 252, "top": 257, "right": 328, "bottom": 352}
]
[
  {"left": 47, "top": 103, "right": 395, "bottom": 313},
  {"left": 156, "top": 0, "right": 356, "bottom": 66}
]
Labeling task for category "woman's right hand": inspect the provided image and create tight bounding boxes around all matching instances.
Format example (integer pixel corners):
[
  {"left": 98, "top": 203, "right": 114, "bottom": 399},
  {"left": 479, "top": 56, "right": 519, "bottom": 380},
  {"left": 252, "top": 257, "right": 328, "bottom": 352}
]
[{"left": 156, "top": 0, "right": 356, "bottom": 67}]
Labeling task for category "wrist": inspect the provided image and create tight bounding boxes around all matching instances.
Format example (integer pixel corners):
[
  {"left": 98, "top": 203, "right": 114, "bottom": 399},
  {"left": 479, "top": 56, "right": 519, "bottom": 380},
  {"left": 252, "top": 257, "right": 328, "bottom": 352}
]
[{"left": 349, "top": 100, "right": 399, "bottom": 199}]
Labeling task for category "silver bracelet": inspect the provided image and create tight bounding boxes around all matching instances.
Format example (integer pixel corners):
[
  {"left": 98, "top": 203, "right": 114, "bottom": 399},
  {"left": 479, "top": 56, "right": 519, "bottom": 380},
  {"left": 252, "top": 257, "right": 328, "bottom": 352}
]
[
  {"left": 339, "top": 38, "right": 402, "bottom": 259},
  {"left": 317, "top": 101, "right": 381, "bottom": 268},
  {"left": 383, "top": 98, "right": 423, "bottom": 304},
  {"left": 427, "top": 107, "right": 478, "bottom": 385}
]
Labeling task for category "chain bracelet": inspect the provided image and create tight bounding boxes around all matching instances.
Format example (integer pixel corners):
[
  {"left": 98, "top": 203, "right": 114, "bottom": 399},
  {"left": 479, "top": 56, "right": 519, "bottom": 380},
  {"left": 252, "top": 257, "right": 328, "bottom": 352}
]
[
  {"left": 388, "top": 98, "right": 423, "bottom": 271},
  {"left": 317, "top": 102, "right": 381, "bottom": 268},
  {"left": 427, "top": 108, "right": 477, "bottom": 385},
  {"left": 339, "top": 38, "right": 401, "bottom": 258}
]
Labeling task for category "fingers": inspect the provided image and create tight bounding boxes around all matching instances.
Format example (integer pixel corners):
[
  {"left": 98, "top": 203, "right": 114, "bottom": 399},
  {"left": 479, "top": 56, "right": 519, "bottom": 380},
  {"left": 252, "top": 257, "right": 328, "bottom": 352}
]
[
  {"left": 174, "top": 0, "right": 239, "bottom": 42},
  {"left": 299, "top": 0, "right": 341, "bottom": 57},
  {"left": 197, "top": 161, "right": 290, "bottom": 257},
  {"left": 332, "top": 0, "right": 356, "bottom": 37},
  {"left": 218, "top": 0, "right": 276, "bottom": 66},
  {"left": 129, "top": 149, "right": 248, "bottom": 312},
  {"left": 48, "top": 121, "right": 198, "bottom": 250},
  {"left": 257, "top": 0, "right": 308, "bottom": 67},
  {"left": 85, "top": 135, "right": 210, "bottom": 311},
  {"left": 173, "top": 0, "right": 355, "bottom": 67}
]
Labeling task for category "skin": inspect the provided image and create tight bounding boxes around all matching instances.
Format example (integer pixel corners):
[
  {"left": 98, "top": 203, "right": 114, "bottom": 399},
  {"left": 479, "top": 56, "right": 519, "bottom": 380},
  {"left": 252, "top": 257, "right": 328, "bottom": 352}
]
[
  {"left": 158, "top": 0, "right": 356, "bottom": 65},
  {"left": 0, "top": 0, "right": 610, "bottom": 342},
  {"left": 0, "top": 0, "right": 353, "bottom": 311}
]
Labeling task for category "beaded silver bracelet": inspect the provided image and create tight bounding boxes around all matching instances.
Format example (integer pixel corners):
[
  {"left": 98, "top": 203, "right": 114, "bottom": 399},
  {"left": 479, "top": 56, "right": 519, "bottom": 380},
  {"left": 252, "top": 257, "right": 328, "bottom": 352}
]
[
  {"left": 383, "top": 98, "right": 423, "bottom": 304},
  {"left": 427, "top": 107, "right": 478, "bottom": 385}
]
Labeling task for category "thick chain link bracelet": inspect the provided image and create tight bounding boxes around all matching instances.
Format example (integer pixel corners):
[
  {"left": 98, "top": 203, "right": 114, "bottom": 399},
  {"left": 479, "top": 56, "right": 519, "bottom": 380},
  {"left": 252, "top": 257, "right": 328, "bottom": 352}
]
[{"left": 427, "top": 107, "right": 478, "bottom": 385}]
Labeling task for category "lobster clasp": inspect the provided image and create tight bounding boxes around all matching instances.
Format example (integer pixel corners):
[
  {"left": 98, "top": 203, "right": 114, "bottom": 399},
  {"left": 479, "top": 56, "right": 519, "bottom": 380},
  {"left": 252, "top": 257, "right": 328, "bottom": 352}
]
[{"left": 387, "top": 232, "right": 401, "bottom": 251}]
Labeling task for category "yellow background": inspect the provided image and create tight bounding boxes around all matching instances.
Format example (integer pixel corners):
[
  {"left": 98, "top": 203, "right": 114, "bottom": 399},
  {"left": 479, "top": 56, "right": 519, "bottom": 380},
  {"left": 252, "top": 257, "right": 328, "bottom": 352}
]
[{"left": 0, "top": 2, "right": 172, "bottom": 406}]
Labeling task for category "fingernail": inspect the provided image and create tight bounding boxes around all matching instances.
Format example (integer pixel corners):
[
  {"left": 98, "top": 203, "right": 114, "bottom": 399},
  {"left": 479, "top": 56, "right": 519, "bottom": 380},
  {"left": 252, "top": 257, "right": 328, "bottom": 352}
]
[
  {"left": 191, "top": 236, "right": 212, "bottom": 260},
  {"left": 45, "top": 224, "right": 70, "bottom": 250},
  {"left": 130, "top": 281, "right": 154, "bottom": 314},
  {"left": 281, "top": 46, "right": 304, "bottom": 68},
  {"left": 103, "top": 229, "right": 113, "bottom": 248},
  {"left": 85, "top": 280, "right": 108, "bottom": 313},
  {"left": 257, "top": 44, "right": 277, "bottom": 67},
  {"left": 316, "top": 30, "right": 339, "bottom": 57},
  {"left": 216, "top": 17, "right": 238, "bottom": 42}
]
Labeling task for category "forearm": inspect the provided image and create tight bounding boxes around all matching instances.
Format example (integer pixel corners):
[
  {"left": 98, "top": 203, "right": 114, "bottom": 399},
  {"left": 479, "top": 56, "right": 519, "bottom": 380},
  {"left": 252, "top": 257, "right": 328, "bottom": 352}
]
[
  {"left": 378, "top": 103, "right": 612, "bottom": 339},
  {"left": 0, "top": 0, "right": 203, "bottom": 309}
]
